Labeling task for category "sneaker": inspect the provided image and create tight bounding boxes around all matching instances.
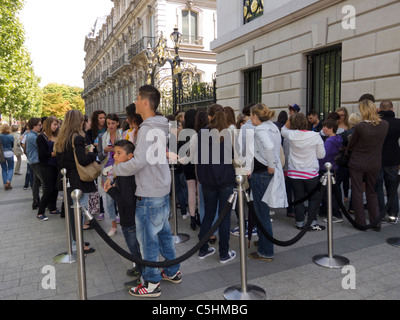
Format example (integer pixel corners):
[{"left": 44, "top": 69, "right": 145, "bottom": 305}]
[
  {"left": 96, "top": 213, "right": 105, "bottom": 221},
  {"left": 388, "top": 216, "right": 398, "bottom": 224},
  {"left": 37, "top": 215, "right": 48, "bottom": 221},
  {"left": 108, "top": 227, "right": 117, "bottom": 236},
  {"left": 230, "top": 226, "right": 240, "bottom": 236},
  {"left": 248, "top": 252, "right": 273, "bottom": 261},
  {"left": 181, "top": 214, "right": 189, "bottom": 220},
  {"left": 220, "top": 250, "right": 236, "bottom": 264},
  {"left": 309, "top": 224, "right": 326, "bottom": 231},
  {"left": 126, "top": 267, "right": 140, "bottom": 278},
  {"left": 198, "top": 247, "right": 216, "bottom": 260},
  {"left": 161, "top": 270, "right": 182, "bottom": 284},
  {"left": 322, "top": 216, "right": 343, "bottom": 223},
  {"left": 124, "top": 278, "right": 141, "bottom": 289},
  {"left": 129, "top": 281, "right": 161, "bottom": 298}
]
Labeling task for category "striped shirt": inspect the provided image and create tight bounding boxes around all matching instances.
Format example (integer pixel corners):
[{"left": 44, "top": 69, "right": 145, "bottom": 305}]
[{"left": 287, "top": 169, "right": 319, "bottom": 180}]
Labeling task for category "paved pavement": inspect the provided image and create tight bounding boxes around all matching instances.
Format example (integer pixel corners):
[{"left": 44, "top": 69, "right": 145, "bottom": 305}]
[{"left": 1, "top": 157, "right": 400, "bottom": 301}]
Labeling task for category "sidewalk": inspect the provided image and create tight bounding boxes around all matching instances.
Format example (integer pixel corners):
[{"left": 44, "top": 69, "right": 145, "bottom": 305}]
[{"left": 1, "top": 158, "right": 400, "bottom": 300}]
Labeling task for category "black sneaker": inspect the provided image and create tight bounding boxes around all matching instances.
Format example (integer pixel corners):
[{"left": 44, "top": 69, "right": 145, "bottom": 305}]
[
  {"left": 124, "top": 278, "right": 141, "bottom": 289},
  {"left": 198, "top": 247, "right": 216, "bottom": 260},
  {"left": 126, "top": 267, "right": 141, "bottom": 278},
  {"left": 129, "top": 281, "right": 161, "bottom": 298}
]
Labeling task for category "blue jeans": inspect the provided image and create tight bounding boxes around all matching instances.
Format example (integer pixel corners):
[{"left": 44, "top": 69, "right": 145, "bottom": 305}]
[
  {"left": 199, "top": 185, "right": 234, "bottom": 259},
  {"left": 376, "top": 166, "right": 399, "bottom": 217},
  {"left": 1, "top": 156, "right": 14, "bottom": 185},
  {"left": 249, "top": 172, "right": 274, "bottom": 258},
  {"left": 135, "top": 194, "right": 179, "bottom": 283},
  {"left": 121, "top": 225, "right": 142, "bottom": 275}
]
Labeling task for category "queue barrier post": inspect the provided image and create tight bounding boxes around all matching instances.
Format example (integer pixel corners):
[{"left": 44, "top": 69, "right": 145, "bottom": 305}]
[
  {"left": 53, "top": 169, "right": 77, "bottom": 264},
  {"left": 386, "top": 170, "right": 400, "bottom": 248},
  {"left": 313, "top": 163, "right": 350, "bottom": 269},
  {"left": 71, "top": 189, "right": 87, "bottom": 300},
  {"left": 223, "top": 175, "right": 266, "bottom": 300},
  {"left": 170, "top": 165, "right": 190, "bottom": 244}
]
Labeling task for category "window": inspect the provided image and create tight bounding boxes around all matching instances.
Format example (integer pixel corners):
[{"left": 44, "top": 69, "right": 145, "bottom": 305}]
[
  {"left": 244, "top": 0, "right": 264, "bottom": 24},
  {"left": 244, "top": 67, "right": 262, "bottom": 105},
  {"left": 182, "top": 10, "right": 199, "bottom": 44},
  {"left": 307, "top": 45, "right": 342, "bottom": 120}
]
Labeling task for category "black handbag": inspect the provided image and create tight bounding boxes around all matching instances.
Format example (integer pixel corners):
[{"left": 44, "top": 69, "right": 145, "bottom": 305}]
[{"left": 335, "top": 146, "right": 351, "bottom": 168}]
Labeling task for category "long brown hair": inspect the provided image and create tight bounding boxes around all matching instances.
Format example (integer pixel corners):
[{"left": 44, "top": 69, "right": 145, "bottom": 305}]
[
  {"left": 54, "top": 110, "right": 85, "bottom": 153},
  {"left": 42, "top": 116, "right": 58, "bottom": 139}
]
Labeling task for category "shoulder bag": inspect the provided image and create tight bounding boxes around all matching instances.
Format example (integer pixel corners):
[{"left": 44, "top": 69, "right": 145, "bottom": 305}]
[{"left": 72, "top": 135, "right": 101, "bottom": 182}]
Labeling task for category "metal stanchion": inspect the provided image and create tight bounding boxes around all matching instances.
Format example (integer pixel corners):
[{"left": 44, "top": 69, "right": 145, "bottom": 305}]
[
  {"left": 313, "top": 163, "right": 350, "bottom": 269},
  {"left": 53, "top": 169, "right": 76, "bottom": 264},
  {"left": 224, "top": 175, "right": 266, "bottom": 300},
  {"left": 386, "top": 170, "right": 400, "bottom": 248},
  {"left": 71, "top": 189, "right": 87, "bottom": 300},
  {"left": 170, "top": 165, "right": 189, "bottom": 244}
]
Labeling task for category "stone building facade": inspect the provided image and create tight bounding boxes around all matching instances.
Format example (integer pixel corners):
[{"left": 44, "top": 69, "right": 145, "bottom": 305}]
[
  {"left": 211, "top": 0, "right": 400, "bottom": 118},
  {"left": 82, "top": 0, "right": 217, "bottom": 116}
]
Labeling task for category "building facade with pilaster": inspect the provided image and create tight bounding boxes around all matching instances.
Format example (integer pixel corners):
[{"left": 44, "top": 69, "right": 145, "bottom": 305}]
[
  {"left": 212, "top": 0, "right": 400, "bottom": 118},
  {"left": 82, "top": 0, "right": 217, "bottom": 116}
]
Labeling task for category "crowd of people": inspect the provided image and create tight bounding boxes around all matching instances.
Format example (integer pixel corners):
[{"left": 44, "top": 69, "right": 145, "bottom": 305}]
[{"left": 0, "top": 86, "right": 399, "bottom": 298}]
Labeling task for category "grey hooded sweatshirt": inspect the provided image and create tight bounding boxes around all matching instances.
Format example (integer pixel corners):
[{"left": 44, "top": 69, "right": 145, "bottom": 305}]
[{"left": 113, "top": 115, "right": 171, "bottom": 197}]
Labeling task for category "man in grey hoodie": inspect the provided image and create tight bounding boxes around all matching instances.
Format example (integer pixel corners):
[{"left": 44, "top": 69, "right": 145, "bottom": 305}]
[{"left": 110, "top": 85, "right": 181, "bottom": 298}]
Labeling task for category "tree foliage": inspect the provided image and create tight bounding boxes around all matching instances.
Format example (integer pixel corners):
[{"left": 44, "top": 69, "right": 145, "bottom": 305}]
[
  {"left": 0, "top": 0, "right": 42, "bottom": 122},
  {"left": 42, "top": 83, "right": 85, "bottom": 119}
]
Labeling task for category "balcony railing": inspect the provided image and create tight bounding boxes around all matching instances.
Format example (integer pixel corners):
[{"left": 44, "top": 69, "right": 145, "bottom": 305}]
[
  {"left": 128, "top": 36, "right": 156, "bottom": 60},
  {"left": 181, "top": 35, "right": 203, "bottom": 46}
]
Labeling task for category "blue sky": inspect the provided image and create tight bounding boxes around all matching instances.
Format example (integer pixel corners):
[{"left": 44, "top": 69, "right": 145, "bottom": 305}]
[{"left": 19, "top": 0, "right": 114, "bottom": 88}]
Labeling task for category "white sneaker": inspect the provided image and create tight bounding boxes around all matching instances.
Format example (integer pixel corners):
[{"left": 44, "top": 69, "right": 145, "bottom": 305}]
[
  {"left": 181, "top": 214, "right": 189, "bottom": 220},
  {"left": 108, "top": 227, "right": 117, "bottom": 236}
]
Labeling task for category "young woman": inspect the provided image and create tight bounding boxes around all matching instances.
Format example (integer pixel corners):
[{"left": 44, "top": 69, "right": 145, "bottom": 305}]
[
  {"left": 36, "top": 116, "right": 60, "bottom": 219},
  {"left": 123, "top": 103, "right": 143, "bottom": 146},
  {"left": 248, "top": 104, "right": 287, "bottom": 261},
  {"left": 336, "top": 107, "right": 350, "bottom": 132},
  {"left": 196, "top": 104, "right": 236, "bottom": 263},
  {"left": 347, "top": 100, "right": 389, "bottom": 230},
  {"left": 98, "top": 113, "right": 123, "bottom": 236},
  {"left": 11, "top": 125, "right": 23, "bottom": 175},
  {"left": 281, "top": 113, "right": 326, "bottom": 231},
  {"left": 54, "top": 110, "right": 96, "bottom": 253},
  {"left": 0, "top": 124, "right": 15, "bottom": 190}
]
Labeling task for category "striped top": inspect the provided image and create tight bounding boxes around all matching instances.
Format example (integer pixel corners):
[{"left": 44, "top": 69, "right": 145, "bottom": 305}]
[{"left": 287, "top": 169, "right": 319, "bottom": 180}]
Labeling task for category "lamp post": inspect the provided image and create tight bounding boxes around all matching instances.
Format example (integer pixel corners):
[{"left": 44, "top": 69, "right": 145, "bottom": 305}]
[{"left": 145, "top": 27, "right": 183, "bottom": 114}]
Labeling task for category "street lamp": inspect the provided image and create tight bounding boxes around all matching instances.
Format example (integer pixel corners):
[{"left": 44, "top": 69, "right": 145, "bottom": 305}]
[
  {"left": 170, "top": 26, "right": 182, "bottom": 57},
  {"left": 145, "top": 27, "right": 183, "bottom": 113}
]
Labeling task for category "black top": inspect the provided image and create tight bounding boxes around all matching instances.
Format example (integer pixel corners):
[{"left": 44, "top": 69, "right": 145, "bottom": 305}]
[
  {"left": 56, "top": 134, "right": 97, "bottom": 193},
  {"left": 37, "top": 133, "right": 57, "bottom": 167},
  {"left": 378, "top": 110, "right": 400, "bottom": 167},
  {"left": 106, "top": 175, "right": 137, "bottom": 228}
]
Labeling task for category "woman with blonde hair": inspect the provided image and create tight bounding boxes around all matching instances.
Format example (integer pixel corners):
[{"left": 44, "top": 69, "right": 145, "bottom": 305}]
[
  {"left": 55, "top": 110, "right": 96, "bottom": 253},
  {"left": 248, "top": 104, "right": 287, "bottom": 261},
  {"left": 0, "top": 124, "right": 15, "bottom": 190},
  {"left": 347, "top": 100, "right": 389, "bottom": 230}
]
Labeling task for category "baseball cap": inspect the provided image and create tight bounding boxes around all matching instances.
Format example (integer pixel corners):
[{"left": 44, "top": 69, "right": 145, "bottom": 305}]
[{"left": 288, "top": 104, "right": 300, "bottom": 112}]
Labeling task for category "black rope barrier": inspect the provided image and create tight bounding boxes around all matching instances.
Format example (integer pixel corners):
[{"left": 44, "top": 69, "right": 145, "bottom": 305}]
[
  {"left": 333, "top": 174, "right": 400, "bottom": 231},
  {"left": 88, "top": 198, "right": 233, "bottom": 268},
  {"left": 246, "top": 184, "right": 327, "bottom": 247}
]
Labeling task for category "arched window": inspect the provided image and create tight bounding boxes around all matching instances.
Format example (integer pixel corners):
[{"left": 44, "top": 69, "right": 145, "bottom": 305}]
[{"left": 182, "top": 10, "right": 198, "bottom": 44}]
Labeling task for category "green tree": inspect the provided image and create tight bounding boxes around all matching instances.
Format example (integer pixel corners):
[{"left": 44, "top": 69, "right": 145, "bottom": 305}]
[
  {"left": 0, "top": 0, "right": 42, "bottom": 122},
  {"left": 42, "top": 83, "right": 85, "bottom": 119}
]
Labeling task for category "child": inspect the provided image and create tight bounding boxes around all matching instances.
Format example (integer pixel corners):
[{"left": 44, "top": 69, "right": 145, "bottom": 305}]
[
  {"left": 103, "top": 140, "right": 142, "bottom": 287},
  {"left": 318, "top": 119, "right": 343, "bottom": 222}
]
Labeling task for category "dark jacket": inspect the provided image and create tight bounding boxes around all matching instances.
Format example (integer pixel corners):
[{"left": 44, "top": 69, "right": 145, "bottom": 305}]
[
  {"left": 378, "top": 110, "right": 400, "bottom": 167},
  {"left": 37, "top": 133, "right": 57, "bottom": 167},
  {"left": 348, "top": 121, "right": 389, "bottom": 172},
  {"left": 56, "top": 134, "right": 97, "bottom": 193},
  {"left": 106, "top": 175, "right": 137, "bottom": 228},
  {"left": 196, "top": 127, "right": 236, "bottom": 189}
]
